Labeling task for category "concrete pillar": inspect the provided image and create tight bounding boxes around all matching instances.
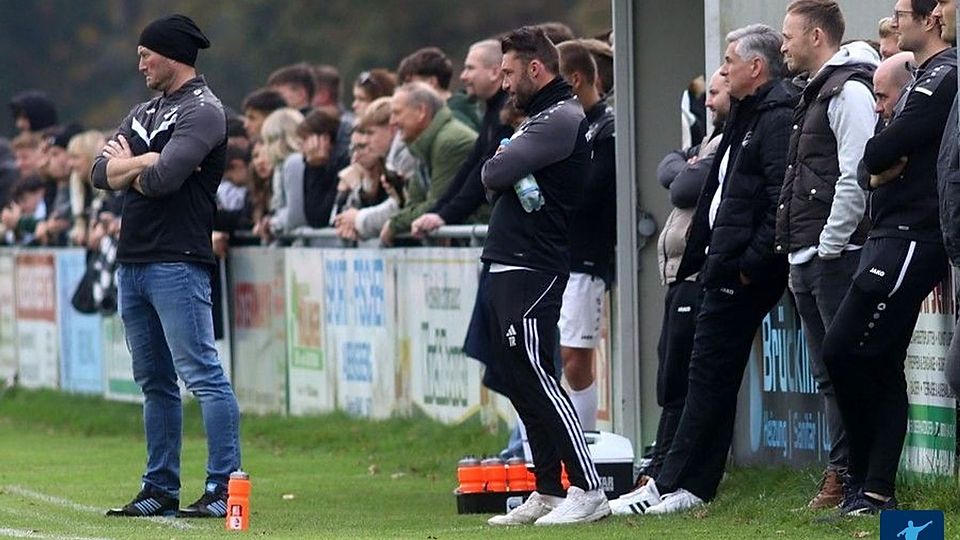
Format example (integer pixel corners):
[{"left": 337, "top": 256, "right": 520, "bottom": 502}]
[{"left": 612, "top": 0, "right": 706, "bottom": 450}]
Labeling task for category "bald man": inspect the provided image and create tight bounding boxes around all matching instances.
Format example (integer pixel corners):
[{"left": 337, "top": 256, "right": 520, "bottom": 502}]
[
  {"left": 873, "top": 51, "right": 916, "bottom": 125},
  {"left": 611, "top": 71, "right": 729, "bottom": 516},
  {"left": 411, "top": 39, "right": 510, "bottom": 237}
]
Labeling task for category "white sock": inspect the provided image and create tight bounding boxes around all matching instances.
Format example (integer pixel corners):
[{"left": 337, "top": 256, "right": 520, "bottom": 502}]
[
  {"left": 541, "top": 493, "right": 565, "bottom": 506},
  {"left": 569, "top": 381, "right": 598, "bottom": 431}
]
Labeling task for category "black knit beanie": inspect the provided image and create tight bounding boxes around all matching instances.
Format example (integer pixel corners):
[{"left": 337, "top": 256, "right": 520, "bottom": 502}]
[{"left": 138, "top": 14, "right": 210, "bottom": 67}]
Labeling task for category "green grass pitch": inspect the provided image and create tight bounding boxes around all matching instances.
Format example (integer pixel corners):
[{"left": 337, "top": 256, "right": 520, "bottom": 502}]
[{"left": 0, "top": 389, "right": 957, "bottom": 539}]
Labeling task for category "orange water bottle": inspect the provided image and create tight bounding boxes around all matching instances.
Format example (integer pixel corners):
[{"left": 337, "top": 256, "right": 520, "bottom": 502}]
[
  {"left": 482, "top": 457, "right": 507, "bottom": 492},
  {"left": 226, "top": 470, "right": 251, "bottom": 531},
  {"left": 506, "top": 457, "right": 531, "bottom": 491},
  {"left": 526, "top": 466, "right": 537, "bottom": 491},
  {"left": 457, "top": 456, "right": 484, "bottom": 494}
]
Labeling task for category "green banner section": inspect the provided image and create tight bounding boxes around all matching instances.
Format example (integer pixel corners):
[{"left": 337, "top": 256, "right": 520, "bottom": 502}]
[
  {"left": 905, "top": 405, "right": 956, "bottom": 452},
  {"left": 291, "top": 348, "right": 323, "bottom": 370}
]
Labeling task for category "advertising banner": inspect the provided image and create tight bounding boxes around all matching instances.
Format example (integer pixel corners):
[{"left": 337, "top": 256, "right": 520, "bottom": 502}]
[
  {"left": 734, "top": 280, "right": 958, "bottom": 478},
  {"left": 733, "top": 293, "right": 828, "bottom": 468},
  {"left": 0, "top": 250, "right": 17, "bottom": 387},
  {"left": 229, "top": 248, "right": 287, "bottom": 415},
  {"left": 102, "top": 313, "right": 140, "bottom": 402},
  {"left": 285, "top": 249, "right": 335, "bottom": 415},
  {"left": 15, "top": 252, "right": 58, "bottom": 389},
  {"left": 325, "top": 249, "right": 396, "bottom": 419},
  {"left": 396, "top": 248, "right": 484, "bottom": 424},
  {"left": 901, "top": 278, "right": 956, "bottom": 479},
  {"left": 594, "top": 292, "right": 614, "bottom": 432},
  {"left": 56, "top": 249, "right": 103, "bottom": 394}
]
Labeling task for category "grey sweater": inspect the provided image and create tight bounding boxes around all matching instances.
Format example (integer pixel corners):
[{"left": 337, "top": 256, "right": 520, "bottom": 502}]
[{"left": 92, "top": 76, "right": 225, "bottom": 265}]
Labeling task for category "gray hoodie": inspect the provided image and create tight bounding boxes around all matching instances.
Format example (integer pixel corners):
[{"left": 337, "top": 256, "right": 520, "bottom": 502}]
[{"left": 789, "top": 41, "right": 879, "bottom": 264}]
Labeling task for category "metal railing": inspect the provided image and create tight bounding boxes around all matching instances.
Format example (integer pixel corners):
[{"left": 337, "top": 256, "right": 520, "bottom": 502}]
[{"left": 233, "top": 225, "right": 489, "bottom": 248}]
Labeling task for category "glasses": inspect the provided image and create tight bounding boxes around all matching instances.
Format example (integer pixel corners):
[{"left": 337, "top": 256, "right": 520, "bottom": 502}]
[{"left": 892, "top": 10, "right": 913, "bottom": 23}]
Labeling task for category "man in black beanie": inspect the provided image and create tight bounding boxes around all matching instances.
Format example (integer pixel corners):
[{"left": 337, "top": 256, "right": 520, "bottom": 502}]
[{"left": 92, "top": 14, "right": 241, "bottom": 519}]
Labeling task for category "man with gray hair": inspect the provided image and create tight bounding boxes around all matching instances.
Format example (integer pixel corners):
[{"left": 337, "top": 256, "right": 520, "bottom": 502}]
[
  {"left": 379, "top": 81, "right": 476, "bottom": 245},
  {"left": 616, "top": 24, "right": 797, "bottom": 516}
]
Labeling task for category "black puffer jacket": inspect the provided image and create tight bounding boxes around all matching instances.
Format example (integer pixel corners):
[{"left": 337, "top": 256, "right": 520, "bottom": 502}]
[{"left": 677, "top": 79, "right": 798, "bottom": 288}]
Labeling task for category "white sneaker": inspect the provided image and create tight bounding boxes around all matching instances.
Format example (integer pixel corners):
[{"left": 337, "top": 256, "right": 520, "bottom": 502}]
[
  {"left": 609, "top": 479, "right": 662, "bottom": 515},
  {"left": 645, "top": 488, "right": 705, "bottom": 515},
  {"left": 534, "top": 486, "right": 611, "bottom": 526},
  {"left": 487, "top": 491, "right": 557, "bottom": 526}
]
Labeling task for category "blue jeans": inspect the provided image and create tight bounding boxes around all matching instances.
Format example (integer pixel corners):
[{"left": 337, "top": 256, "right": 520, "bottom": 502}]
[{"left": 119, "top": 262, "right": 241, "bottom": 497}]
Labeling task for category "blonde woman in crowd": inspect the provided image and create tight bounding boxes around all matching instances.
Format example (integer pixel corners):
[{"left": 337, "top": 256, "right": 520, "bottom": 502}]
[
  {"left": 65, "top": 130, "right": 106, "bottom": 246},
  {"left": 254, "top": 107, "right": 304, "bottom": 242}
]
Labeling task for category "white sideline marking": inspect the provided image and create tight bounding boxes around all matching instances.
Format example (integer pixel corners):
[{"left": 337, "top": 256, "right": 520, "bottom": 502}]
[
  {"left": 0, "top": 528, "right": 112, "bottom": 540},
  {"left": 4, "top": 486, "right": 101, "bottom": 514},
  {"left": 3, "top": 486, "right": 193, "bottom": 530}
]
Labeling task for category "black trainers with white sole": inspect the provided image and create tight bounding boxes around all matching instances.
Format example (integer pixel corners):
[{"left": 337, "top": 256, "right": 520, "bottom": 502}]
[
  {"left": 840, "top": 490, "right": 898, "bottom": 516},
  {"left": 178, "top": 483, "right": 228, "bottom": 518},
  {"left": 106, "top": 485, "right": 179, "bottom": 517}
]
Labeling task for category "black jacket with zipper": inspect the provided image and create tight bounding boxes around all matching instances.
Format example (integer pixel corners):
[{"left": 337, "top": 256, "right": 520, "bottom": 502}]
[
  {"left": 480, "top": 77, "right": 590, "bottom": 275},
  {"left": 92, "top": 76, "right": 226, "bottom": 266},
  {"left": 677, "top": 79, "right": 798, "bottom": 288}
]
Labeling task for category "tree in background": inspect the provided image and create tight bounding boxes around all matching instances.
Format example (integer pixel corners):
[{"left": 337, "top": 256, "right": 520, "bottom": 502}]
[{"left": 0, "top": 0, "right": 610, "bottom": 133}]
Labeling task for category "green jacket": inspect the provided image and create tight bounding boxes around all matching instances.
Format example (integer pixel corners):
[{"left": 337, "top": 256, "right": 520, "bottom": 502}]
[
  {"left": 390, "top": 106, "right": 476, "bottom": 234},
  {"left": 447, "top": 92, "right": 481, "bottom": 132}
]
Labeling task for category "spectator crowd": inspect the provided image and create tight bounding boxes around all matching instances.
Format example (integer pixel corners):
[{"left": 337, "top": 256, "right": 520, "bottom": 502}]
[{"left": 0, "top": 21, "right": 614, "bottom": 255}]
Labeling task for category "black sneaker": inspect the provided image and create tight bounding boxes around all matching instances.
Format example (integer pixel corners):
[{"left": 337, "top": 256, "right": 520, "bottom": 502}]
[
  {"left": 840, "top": 490, "right": 898, "bottom": 516},
  {"left": 839, "top": 473, "right": 861, "bottom": 510},
  {"left": 106, "top": 485, "right": 179, "bottom": 517},
  {"left": 178, "top": 483, "right": 228, "bottom": 518}
]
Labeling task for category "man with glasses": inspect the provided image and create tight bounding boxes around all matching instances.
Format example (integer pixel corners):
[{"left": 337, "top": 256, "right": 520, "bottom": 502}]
[{"left": 822, "top": 0, "right": 956, "bottom": 516}]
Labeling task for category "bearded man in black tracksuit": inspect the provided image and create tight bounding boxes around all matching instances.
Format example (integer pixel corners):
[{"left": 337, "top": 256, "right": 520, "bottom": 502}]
[
  {"left": 822, "top": 0, "right": 956, "bottom": 515},
  {"left": 481, "top": 27, "right": 610, "bottom": 527},
  {"left": 622, "top": 24, "right": 797, "bottom": 516}
]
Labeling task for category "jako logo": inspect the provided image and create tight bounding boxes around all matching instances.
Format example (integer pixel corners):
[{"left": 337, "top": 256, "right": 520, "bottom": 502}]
[
  {"left": 869, "top": 267, "right": 886, "bottom": 277},
  {"left": 879, "top": 510, "right": 943, "bottom": 540}
]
